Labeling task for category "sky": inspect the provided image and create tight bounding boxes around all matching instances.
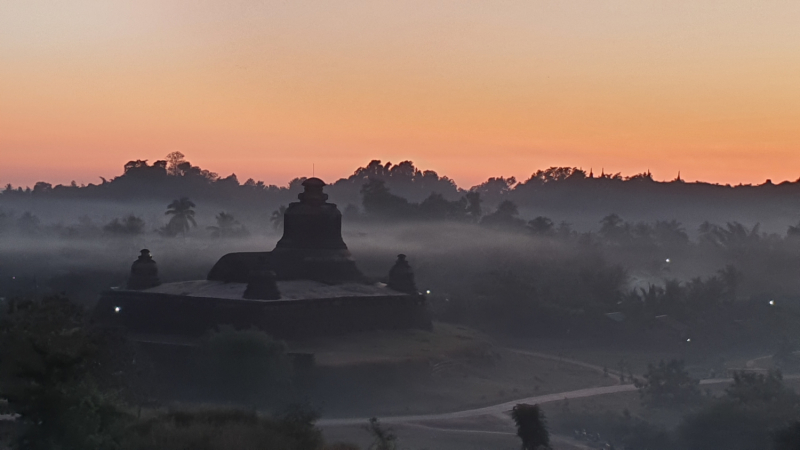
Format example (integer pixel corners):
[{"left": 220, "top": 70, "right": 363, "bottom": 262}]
[{"left": 2, "top": 1, "right": 800, "bottom": 189}]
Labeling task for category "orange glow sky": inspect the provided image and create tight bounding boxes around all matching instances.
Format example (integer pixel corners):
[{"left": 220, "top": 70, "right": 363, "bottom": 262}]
[{"left": 2, "top": 1, "right": 800, "bottom": 188}]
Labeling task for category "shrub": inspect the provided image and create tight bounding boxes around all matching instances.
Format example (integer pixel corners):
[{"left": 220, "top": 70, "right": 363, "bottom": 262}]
[
  {"left": 725, "top": 370, "right": 795, "bottom": 404},
  {"left": 122, "top": 407, "right": 324, "bottom": 450},
  {"left": 195, "top": 326, "right": 293, "bottom": 405},
  {"left": 636, "top": 359, "right": 700, "bottom": 407},
  {"left": 103, "top": 215, "right": 145, "bottom": 235},
  {"left": 511, "top": 403, "right": 551, "bottom": 450}
]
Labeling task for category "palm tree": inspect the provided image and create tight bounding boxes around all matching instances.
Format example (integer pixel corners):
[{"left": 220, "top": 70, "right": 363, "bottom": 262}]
[
  {"left": 270, "top": 205, "right": 287, "bottom": 232},
  {"left": 165, "top": 197, "right": 196, "bottom": 236}
]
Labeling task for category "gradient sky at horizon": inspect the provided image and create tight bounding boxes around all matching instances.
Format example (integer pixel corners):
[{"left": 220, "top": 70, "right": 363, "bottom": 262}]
[{"left": 2, "top": 1, "right": 800, "bottom": 189}]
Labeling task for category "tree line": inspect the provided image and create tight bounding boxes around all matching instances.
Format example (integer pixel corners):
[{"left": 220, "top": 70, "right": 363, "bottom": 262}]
[{"left": 4, "top": 153, "right": 800, "bottom": 219}]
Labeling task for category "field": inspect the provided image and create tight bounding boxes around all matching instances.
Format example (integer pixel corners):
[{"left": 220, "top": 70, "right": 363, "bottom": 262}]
[{"left": 288, "top": 323, "right": 617, "bottom": 417}]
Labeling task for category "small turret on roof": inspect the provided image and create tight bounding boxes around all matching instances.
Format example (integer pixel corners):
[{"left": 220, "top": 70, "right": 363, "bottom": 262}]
[
  {"left": 127, "top": 249, "right": 160, "bottom": 290},
  {"left": 387, "top": 254, "right": 418, "bottom": 294}
]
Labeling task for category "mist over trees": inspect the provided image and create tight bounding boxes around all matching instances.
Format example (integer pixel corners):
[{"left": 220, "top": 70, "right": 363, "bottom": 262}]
[
  {"left": 3, "top": 154, "right": 800, "bottom": 347},
  {"left": 3, "top": 154, "right": 800, "bottom": 234}
]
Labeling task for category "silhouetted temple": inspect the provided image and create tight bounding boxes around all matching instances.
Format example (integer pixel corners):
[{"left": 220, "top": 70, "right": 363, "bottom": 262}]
[
  {"left": 93, "top": 178, "right": 430, "bottom": 339},
  {"left": 206, "top": 178, "right": 364, "bottom": 284}
]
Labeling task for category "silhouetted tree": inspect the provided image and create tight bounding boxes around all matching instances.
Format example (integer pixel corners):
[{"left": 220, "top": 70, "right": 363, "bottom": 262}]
[
  {"left": 334, "top": 160, "right": 459, "bottom": 203},
  {"left": 653, "top": 220, "right": 689, "bottom": 247},
  {"left": 511, "top": 403, "right": 551, "bottom": 450},
  {"left": 33, "top": 181, "right": 53, "bottom": 194},
  {"left": 418, "top": 192, "right": 469, "bottom": 220},
  {"left": 164, "top": 197, "right": 196, "bottom": 236},
  {"left": 166, "top": 151, "right": 186, "bottom": 176},
  {"left": 636, "top": 359, "right": 700, "bottom": 407},
  {"left": 207, "top": 212, "right": 248, "bottom": 238},
  {"left": 103, "top": 215, "right": 145, "bottom": 235},
  {"left": 480, "top": 200, "right": 525, "bottom": 229},
  {"left": 174, "top": 161, "right": 218, "bottom": 180},
  {"left": 287, "top": 177, "right": 308, "bottom": 192},
  {"left": 470, "top": 176, "right": 516, "bottom": 205},
  {"left": 599, "top": 214, "right": 629, "bottom": 244},
  {"left": 361, "top": 178, "right": 414, "bottom": 218},
  {"left": 522, "top": 167, "right": 586, "bottom": 185},
  {"left": 527, "top": 216, "right": 555, "bottom": 236},
  {"left": 465, "top": 191, "right": 482, "bottom": 221},
  {"left": 627, "top": 170, "right": 654, "bottom": 182},
  {"left": 699, "top": 221, "right": 762, "bottom": 252},
  {"left": 725, "top": 370, "right": 793, "bottom": 404}
]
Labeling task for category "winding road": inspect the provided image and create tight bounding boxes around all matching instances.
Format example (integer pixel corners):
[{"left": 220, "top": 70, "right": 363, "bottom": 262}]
[
  {"left": 318, "top": 379, "right": 730, "bottom": 427},
  {"left": 319, "top": 349, "right": 799, "bottom": 427}
]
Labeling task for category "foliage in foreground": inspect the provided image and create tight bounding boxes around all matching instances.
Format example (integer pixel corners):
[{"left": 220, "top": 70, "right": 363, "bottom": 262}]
[
  {"left": 0, "top": 296, "right": 328, "bottom": 450},
  {"left": 0, "top": 296, "right": 147, "bottom": 450},
  {"left": 123, "top": 408, "right": 324, "bottom": 450},
  {"left": 679, "top": 370, "right": 800, "bottom": 450}
]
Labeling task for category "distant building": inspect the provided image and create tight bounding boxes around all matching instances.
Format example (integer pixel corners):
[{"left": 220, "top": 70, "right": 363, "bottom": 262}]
[{"left": 93, "top": 178, "right": 430, "bottom": 339}]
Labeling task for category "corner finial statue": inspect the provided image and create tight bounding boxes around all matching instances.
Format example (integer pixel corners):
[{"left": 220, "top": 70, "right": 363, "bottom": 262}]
[
  {"left": 387, "top": 254, "right": 418, "bottom": 294},
  {"left": 127, "top": 249, "right": 160, "bottom": 290}
]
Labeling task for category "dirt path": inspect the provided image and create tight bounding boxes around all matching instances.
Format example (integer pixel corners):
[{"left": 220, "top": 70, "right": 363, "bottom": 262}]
[
  {"left": 319, "top": 374, "right": 800, "bottom": 427},
  {"left": 319, "top": 383, "right": 639, "bottom": 426},
  {"left": 505, "top": 348, "right": 623, "bottom": 382},
  {"left": 743, "top": 350, "right": 800, "bottom": 369}
]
